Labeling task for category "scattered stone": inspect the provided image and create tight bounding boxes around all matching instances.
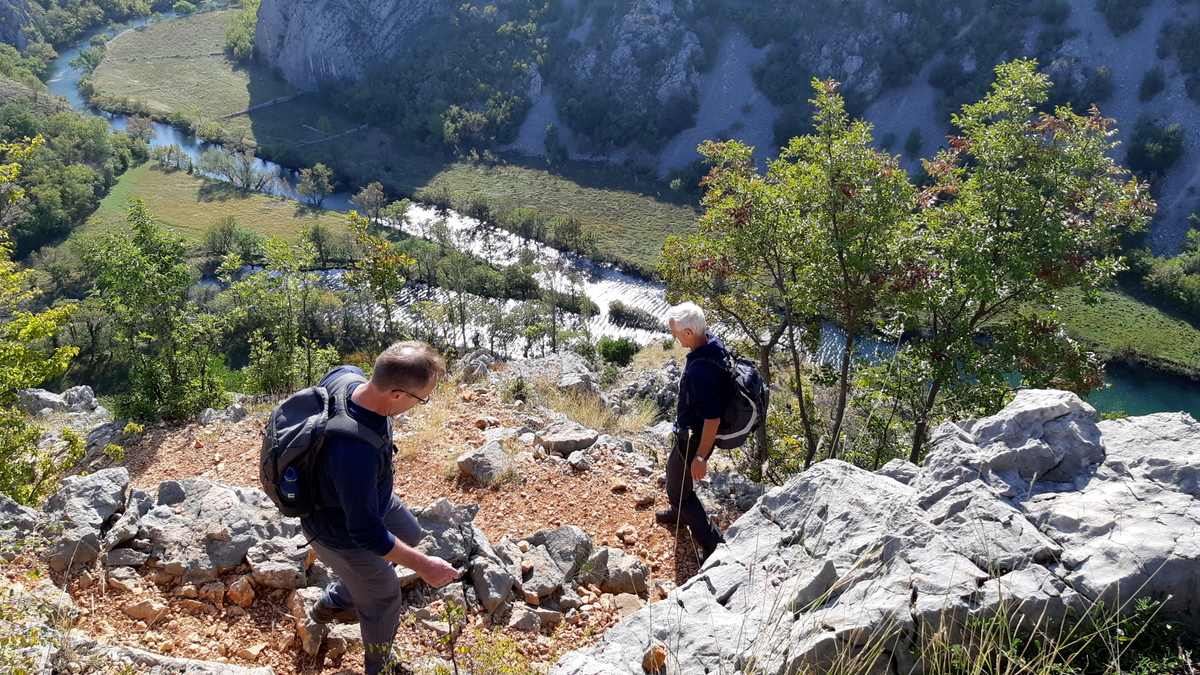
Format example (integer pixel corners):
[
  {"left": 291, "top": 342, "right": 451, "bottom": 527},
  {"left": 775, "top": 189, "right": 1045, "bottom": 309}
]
[
  {"left": 198, "top": 581, "right": 226, "bottom": 607},
  {"left": 247, "top": 535, "right": 309, "bottom": 589},
  {"left": 634, "top": 494, "right": 655, "bottom": 509},
  {"left": 567, "top": 450, "right": 593, "bottom": 471},
  {"left": 615, "top": 524, "right": 638, "bottom": 547},
  {"left": 577, "top": 547, "right": 649, "bottom": 596},
  {"left": 470, "top": 559, "right": 516, "bottom": 614},
  {"left": 457, "top": 441, "right": 512, "bottom": 486},
  {"left": 325, "top": 624, "right": 362, "bottom": 659},
  {"left": 474, "top": 416, "right": 500, "bottom": 430},
  {"left": 121, "top": 598, "right": 167, "bottom": 624},
  {"left": 174, "top": 583, "right": 199, "bottom": 599},
  {"left": 533, "top": 607, "right": 564, "bottom": 629},
  {"left": 105, "top": 567, "right": 142, "bottom": 594},
  {"left": 288, "top": 587, "right": 328, "bottom": 656},
  {"left": 614, "top": 593, "right": 643, "bottom": 618},
  {"left": 177, "top": 599, "right": 217, "bottom": 616},
  {"left": 610, "top": 482, "right": 628, "bottom": 494},
  {"left": 642, "top": 641, "right": 669, "bottom": 674},
  {"left": 43, "top": 468, "right": 130, "bottom": 572},
  {"left": 507, "top": 605, "right": 541, "bottom": 632},
  {"left": 420, "top": 619, "right": 451, "bottom": 637},
  {"left": 236, "top": 642, "right": 268, "bottom": 661},
  {"left": 104, "top": 547, "right": 148, "bottom": 568},
  {"left": 536, "top": 422, "right": 599, "bottom": 456}
]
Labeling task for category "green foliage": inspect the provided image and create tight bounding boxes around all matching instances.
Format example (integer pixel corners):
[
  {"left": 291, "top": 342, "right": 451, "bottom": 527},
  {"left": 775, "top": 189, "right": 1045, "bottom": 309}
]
[
  {"left": 1096, "top": 0, "right": 1151, "bottom": 36},
  {"left": 297, "top": 162, "right": 334, "bottom": 208},
  {"left": 329, "top": 1, "right": 547, "bottom": 151},
  {"left": 1133, "top": 226, "right": 1200, "bottom": 322},
  {"left": 597, "top": 336, "right": 638, "bottom": 367},
  {"left": 344, "top": 212, "right": 415, "bottom": 348},
  {"left": 81, "top": 199, "right": 227, "bottom": 421},
  {"left": 20, "top": 0, "right": 154, "bottom": 47},
  {"left": 204, "top": 215, "right": 263, "bottom": 260},
  {"left": 1139, "top": 65, "right": 1166, "bottom": 102},
  {"left": 502, "top": 376, "right": 529, "bottom": 403},
  {"left": 172, "top": 1, "right": 198, "bottom": 15},
  {"left": 198, "top": 146, "right": 272, "bottom": 193},
  {"left": 351, "top": 181, "right": 387, "bottom": 224},
  {"left": 904, "top": 127, "right": 923, "bottom": 158},
  {"left": 1126, "top": 117, "right": 1185, "bottom": 178},
  {"left": 0, "top": 137, "right": 82, "bottom": 504},
  {"left": 0, "top": 95, "right": 146, "bottom": 256},
  {"left": 608, "top": 300, "right": 661, "bottom": 331},
  {"left": 225, "top": 0, "right": 260, "bottom": 62}
]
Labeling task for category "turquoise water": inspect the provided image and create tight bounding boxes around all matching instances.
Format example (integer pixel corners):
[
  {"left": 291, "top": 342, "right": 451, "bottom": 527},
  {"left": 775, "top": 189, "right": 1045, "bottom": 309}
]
[{"left": 1086, "top": 363, "right": 1200, "bottom": 420}]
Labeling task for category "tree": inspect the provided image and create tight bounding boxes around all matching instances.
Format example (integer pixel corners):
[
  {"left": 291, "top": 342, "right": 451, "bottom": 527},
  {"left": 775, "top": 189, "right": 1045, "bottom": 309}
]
[
  {"left": 382, "top": 199, "right": 412, "bottom": 229},
  {"left": 904, "top": 127, "right": 923, "bottom": 157},
  {"left": 124, "top": 116, "right": 154, "bottom": 144},
  {"left": 777, "top": 79, "right": 916, "bottom": 461},
  {"left": 0, "top": 136, "right": 81, "bottom": 504},
  {"left": 225, "top": 0, "right": 261, "bottom": 61},
  {"left": 900, "top": 60, "right": 1154, "bottom": 461},
  {"left": 217, "top": 239, "right": 340, "bottom": 396},
  {"left": 1126, "top": 116, "right": 1185, "bottom": 178},
  {"left": 344, "top": 212, "right": 415, "bottom": 347},
  {"left": 352, "top": 181, "right": 388, "bottom": 224},
  {"left": 298, "top": 163, "right": 334, "bottom": 208},
  {"left": 199, "top": 146, "right": 273, "bottom": 193},
  {"left": 82, "top": 199, "right": 227, "bottom": 421}
]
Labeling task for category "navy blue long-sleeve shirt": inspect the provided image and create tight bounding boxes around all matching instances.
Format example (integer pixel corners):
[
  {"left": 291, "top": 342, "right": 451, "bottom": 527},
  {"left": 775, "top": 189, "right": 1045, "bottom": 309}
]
[
  {"left": 300, "top": 366, "right": 397, "bottom": 557},
  {"left": 676, "top": 334, "right": 733, "bottom": 433}
]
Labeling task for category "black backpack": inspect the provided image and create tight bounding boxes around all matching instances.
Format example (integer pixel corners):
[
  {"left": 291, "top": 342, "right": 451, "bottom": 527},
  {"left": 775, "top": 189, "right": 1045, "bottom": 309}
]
[
  {"left": 694, "top": 352, "right": 769, "bottom": 450},
  {"left": 260, "top": 369, "right": 392, "bottom": 518}
]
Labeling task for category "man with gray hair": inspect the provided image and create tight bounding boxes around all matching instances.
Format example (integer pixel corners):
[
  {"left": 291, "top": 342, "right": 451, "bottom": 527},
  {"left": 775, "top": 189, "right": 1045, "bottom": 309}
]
[{"left": 657, "top": 302, "right": 729, "bottom": 562}]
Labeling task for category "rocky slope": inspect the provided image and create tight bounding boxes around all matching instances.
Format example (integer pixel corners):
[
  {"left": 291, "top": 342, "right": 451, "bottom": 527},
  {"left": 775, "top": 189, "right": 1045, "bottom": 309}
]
[
  {"left": 555, "top": 389, "right": 1200, "bottom": 673},
  {"left": 0, "top": 0, "right": 33, "bottom": 50}
]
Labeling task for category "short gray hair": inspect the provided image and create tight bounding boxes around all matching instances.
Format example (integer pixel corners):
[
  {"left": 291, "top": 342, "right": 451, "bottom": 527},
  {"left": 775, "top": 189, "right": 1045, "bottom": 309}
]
[{"left": 666, "top": 302, "right": 708, "bottom": 335}]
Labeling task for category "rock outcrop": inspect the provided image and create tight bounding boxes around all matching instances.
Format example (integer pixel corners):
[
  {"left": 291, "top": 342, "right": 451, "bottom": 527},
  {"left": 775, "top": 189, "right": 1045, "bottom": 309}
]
[
  {"left": 255, "top": 0, "right": 443, "bottom": 90},
  {"left": 555, "top": 390, "right": 1200, "bottom": 673}
]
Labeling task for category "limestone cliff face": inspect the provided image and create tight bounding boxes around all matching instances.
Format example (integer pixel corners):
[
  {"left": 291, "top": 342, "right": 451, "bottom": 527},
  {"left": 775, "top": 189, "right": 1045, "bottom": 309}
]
[
  {"left": 255, "top": 0, "right": 443, "bottom": 91},
  {"left": 0, "top": 0, "right": 34, "bottom": 50}
]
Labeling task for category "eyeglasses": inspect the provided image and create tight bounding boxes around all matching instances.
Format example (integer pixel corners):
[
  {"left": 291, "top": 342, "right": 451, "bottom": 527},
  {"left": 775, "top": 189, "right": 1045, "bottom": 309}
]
[{"left": 392, "top": 387, "right": 431, "bottom": 405}]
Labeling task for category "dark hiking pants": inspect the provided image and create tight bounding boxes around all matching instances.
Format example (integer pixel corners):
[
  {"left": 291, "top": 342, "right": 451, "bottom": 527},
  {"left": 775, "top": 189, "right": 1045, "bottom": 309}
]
[
  {"left": 306, "top": 495, "right": 423, "bottom": 675},
  {"left": 665, "top": 428, "right": 724, "bottom": 555}
]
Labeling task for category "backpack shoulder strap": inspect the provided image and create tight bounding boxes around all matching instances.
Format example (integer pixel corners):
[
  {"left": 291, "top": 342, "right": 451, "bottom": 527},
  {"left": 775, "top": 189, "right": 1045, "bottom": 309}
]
[{"left": 324, "top": 374, "right": 390, "bottom": 451}]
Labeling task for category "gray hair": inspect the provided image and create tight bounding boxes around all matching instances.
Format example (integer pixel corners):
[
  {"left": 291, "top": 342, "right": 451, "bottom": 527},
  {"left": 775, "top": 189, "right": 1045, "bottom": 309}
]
[{"left": 666, "top": 302, "right": 708, "bottom": 335}]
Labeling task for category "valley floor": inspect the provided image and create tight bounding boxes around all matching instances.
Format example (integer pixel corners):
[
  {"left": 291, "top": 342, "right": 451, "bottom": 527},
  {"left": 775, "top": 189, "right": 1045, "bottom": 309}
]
[{"left": 89, "top": 10, "right": 697, "bottom": 272}]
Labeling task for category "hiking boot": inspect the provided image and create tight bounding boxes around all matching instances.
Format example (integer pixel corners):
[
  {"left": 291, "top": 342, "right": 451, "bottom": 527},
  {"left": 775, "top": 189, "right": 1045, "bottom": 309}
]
[
  {"left": 654, "top": 509, "right": 679, "bottom": 526},
  {"left": 310, "top": 600, "right": 358, "bottom": 625}
]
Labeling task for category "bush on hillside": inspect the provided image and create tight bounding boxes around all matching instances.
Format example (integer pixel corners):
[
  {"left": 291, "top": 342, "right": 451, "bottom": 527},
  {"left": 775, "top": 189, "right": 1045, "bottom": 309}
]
[
  {"left": 1126, "top": 116, "right": 1185, "bottom": 177},
  {"left": 1096, "top": 0, "right": 1151, "bottom": 36},
  {"left": 1140, "top": 65, "right": 1166, "bottom": 101},
  {"left": 597, "top": 336, "right": 638, "bottom": 367}
]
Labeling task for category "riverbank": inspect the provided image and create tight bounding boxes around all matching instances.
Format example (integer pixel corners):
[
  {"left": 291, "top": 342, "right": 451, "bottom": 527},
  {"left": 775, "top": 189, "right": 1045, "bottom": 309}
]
[{"left": 87, "top": 10, "right": 697, "bottom": 273}]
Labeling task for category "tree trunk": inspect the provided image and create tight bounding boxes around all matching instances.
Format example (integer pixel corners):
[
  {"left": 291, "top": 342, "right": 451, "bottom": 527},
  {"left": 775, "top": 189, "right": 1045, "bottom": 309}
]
[
  {"left": 826, "top": 333, "right": 855, "bottom": 461},
  {"left": 785, "top": 324, "right": 821, "bottom": 469},
  {"left": 750, "top": 344, "right": 773, "bottom": 482},
  {"left": 908, "top": 378, "right": 944, "bottom": 464}
]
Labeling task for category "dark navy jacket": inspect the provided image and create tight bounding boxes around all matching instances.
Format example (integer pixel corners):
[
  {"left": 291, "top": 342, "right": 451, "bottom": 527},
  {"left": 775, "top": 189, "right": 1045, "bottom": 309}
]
[
  {"left": 300, "top": 366, "right": 397, "bottom": 557},
  {"left": 676, "top": 334, "right": 733, "bottom": 434}
]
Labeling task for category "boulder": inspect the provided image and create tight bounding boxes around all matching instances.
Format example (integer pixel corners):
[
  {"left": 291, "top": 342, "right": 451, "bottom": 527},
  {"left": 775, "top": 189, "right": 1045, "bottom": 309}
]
[
  {"left": 555, "top": 390, "right": 1200, "bottom": 673},
  {"left": 456, "top": 350, "right": 497, "bottom": 384},
  {"left": 288, "top": 587, "right": 328, "bottom": 656},
  {"left": 61, "top": 386, "right": 98, "bottom": 412},
  {"left": 519, "top": 526, "right": 593, "bottom": 599},
  {"left": 609, "top": 361, "right": 680, "bottom": 417},
  {"left": 567, "top": 450, "right": 593, "bottom": 471},
  {"left": 876, "top": 458, "right": 920, "bottom": 485},
  {"left": 16, "top": 388, "right": 66, "bottom": 415},
  {"left": 507, "top": 605, "right": 541, "bottom": 632},
  {"left": 121, "top": 598, "right": 167, "bottom": 624},
  {"left": 139, "top": 479, "right": 300, "bottom": 582},
  {"left": 412, "top": 498, "right": 486, "bottom": 568},
  {"left": 227, "top": 576, "right": 256, "bottom": 608},
  {"left": 42, "top": 468, "right": 130, "bottom": 572},
  {"left": 696, "top": 470, "right": 765, "bottom": 514},
  {"left": 456, "top": 442, "right": 512, "bottom": 486},
  {"left": 103, "top": 548, "right": 148, "bottom": 568},
  {"left": 0, "top": 493, "right": 44, "bottom": 560},
  {"left": 577, "top": 547, "right": 649, "bottom": 597},
  {"left": 470, "top": 559, "right": 516, "bottom": 614},
  {"left": 537, "top": 422, "right": 599, "bottom": 456},
  {"left": 247, "top": 535, "right": 309, "bottom": 589}
]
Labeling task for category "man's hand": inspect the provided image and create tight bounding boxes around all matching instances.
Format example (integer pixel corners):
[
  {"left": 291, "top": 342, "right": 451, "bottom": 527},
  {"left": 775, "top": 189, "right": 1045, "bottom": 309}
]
[
  {"left": 417, "top": 555, "right": 459, "bottom": 588},
  {"left": 691, "top": 455, "right": 708, "bottom": 481}
]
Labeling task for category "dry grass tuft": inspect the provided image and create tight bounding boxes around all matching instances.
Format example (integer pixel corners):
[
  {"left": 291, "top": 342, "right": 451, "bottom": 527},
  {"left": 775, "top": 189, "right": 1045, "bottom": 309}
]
[
  {"left": 394, "top": 382, "right": 460, "bottom": 460},
  {"left": 534, "top": 383, "right": 659, "bottom": 436}
]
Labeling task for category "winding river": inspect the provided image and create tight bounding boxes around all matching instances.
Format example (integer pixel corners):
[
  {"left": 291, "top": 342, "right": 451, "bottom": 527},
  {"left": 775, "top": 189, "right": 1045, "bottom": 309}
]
[{"left": 45, "top": 12, "right": 1200, "bottom": 420}]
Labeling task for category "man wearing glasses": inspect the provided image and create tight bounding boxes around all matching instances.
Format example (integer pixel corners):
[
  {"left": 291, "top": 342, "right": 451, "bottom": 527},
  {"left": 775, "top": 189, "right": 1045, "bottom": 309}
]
[{"left": 301, "top": 341, "right": 458, "bottom": 675}]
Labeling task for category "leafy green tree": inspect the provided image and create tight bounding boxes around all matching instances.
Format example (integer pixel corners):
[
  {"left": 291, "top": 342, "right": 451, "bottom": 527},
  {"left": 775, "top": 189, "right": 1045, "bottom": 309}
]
[
  {"left": 1126, "top": 116, "right": 1185, "bottom": 178},
  {"left": 904, "top": 127, "right": 923, "bottom": 157},
  {"left": 82, "top": 199, "right": 227, "bottom": 420},
  {"left": 204, "top": 216, "right": 263, "bottom": 260},
  {"left": 298, "top": 163, "right": 334, "bottom": 208},
  {"left": 344, "top": 212, "right": 415, "bottom": 348},
  {"left": 172, "top": 1, "right": 197, "bottom": 15},
  {"left": 225, "top": 0, "right": 261, "bottom": 61},
  {"left": 382, "top": 199, "right": 412, "bottom": 228},
  {"left": 900, "top": 60, "right": 1154, "bottom": 461},
  {"left": 352, "top": 181, "right": 387, "bottom": 224},
  {"left": 0, "top": 136, "right": 81, "bottom": 504},
  {"left": 218, "top": 239, "right": 339, "bottom": 396},
  {"left": 199, "top": 146, "right": 272, "bottom": 193},
  {"left": 597, "top": 337, "right": 638, "bottom": 366}
]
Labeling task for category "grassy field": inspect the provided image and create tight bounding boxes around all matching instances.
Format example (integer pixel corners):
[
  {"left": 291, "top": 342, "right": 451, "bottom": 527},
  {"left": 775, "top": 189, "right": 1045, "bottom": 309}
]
[
  {"left": 89, "top": 10, "right": 697, "bottom": 270},
  {"left": 77, "top": 163, "right": 348, "bottom": 247},
  {"left": 1057, "top": 287, "right": 1200, "bottom": 375}
]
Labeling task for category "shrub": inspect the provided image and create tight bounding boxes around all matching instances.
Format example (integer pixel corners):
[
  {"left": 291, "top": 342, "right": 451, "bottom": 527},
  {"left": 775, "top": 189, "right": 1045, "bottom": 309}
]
[
  {"left": 904, "top": 127, "right": 923, "bottom": 158},
  {"left": 1126, "top": 116, "right": 1185, "bottom": 177},
  {"left": 1097, "top": 0, "right": 1151, "bottom": 36},
  {"left": 608, "top": 300, "right": 662, "bottom": 331},
  {"left": 1140, "top": 65, "right": 1166, "bottom": 101},
  {"left": 172, "top": 1, "right": 197, "bottom": 14},
  {"left": 597, "top": 336, "right": 638, "bottom": 367}
]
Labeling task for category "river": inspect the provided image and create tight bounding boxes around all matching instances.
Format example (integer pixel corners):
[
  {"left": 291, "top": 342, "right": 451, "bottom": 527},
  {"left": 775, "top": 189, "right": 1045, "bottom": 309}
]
[{"left": 45, "top": 11, "right": 1200, "bottom": 421}]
